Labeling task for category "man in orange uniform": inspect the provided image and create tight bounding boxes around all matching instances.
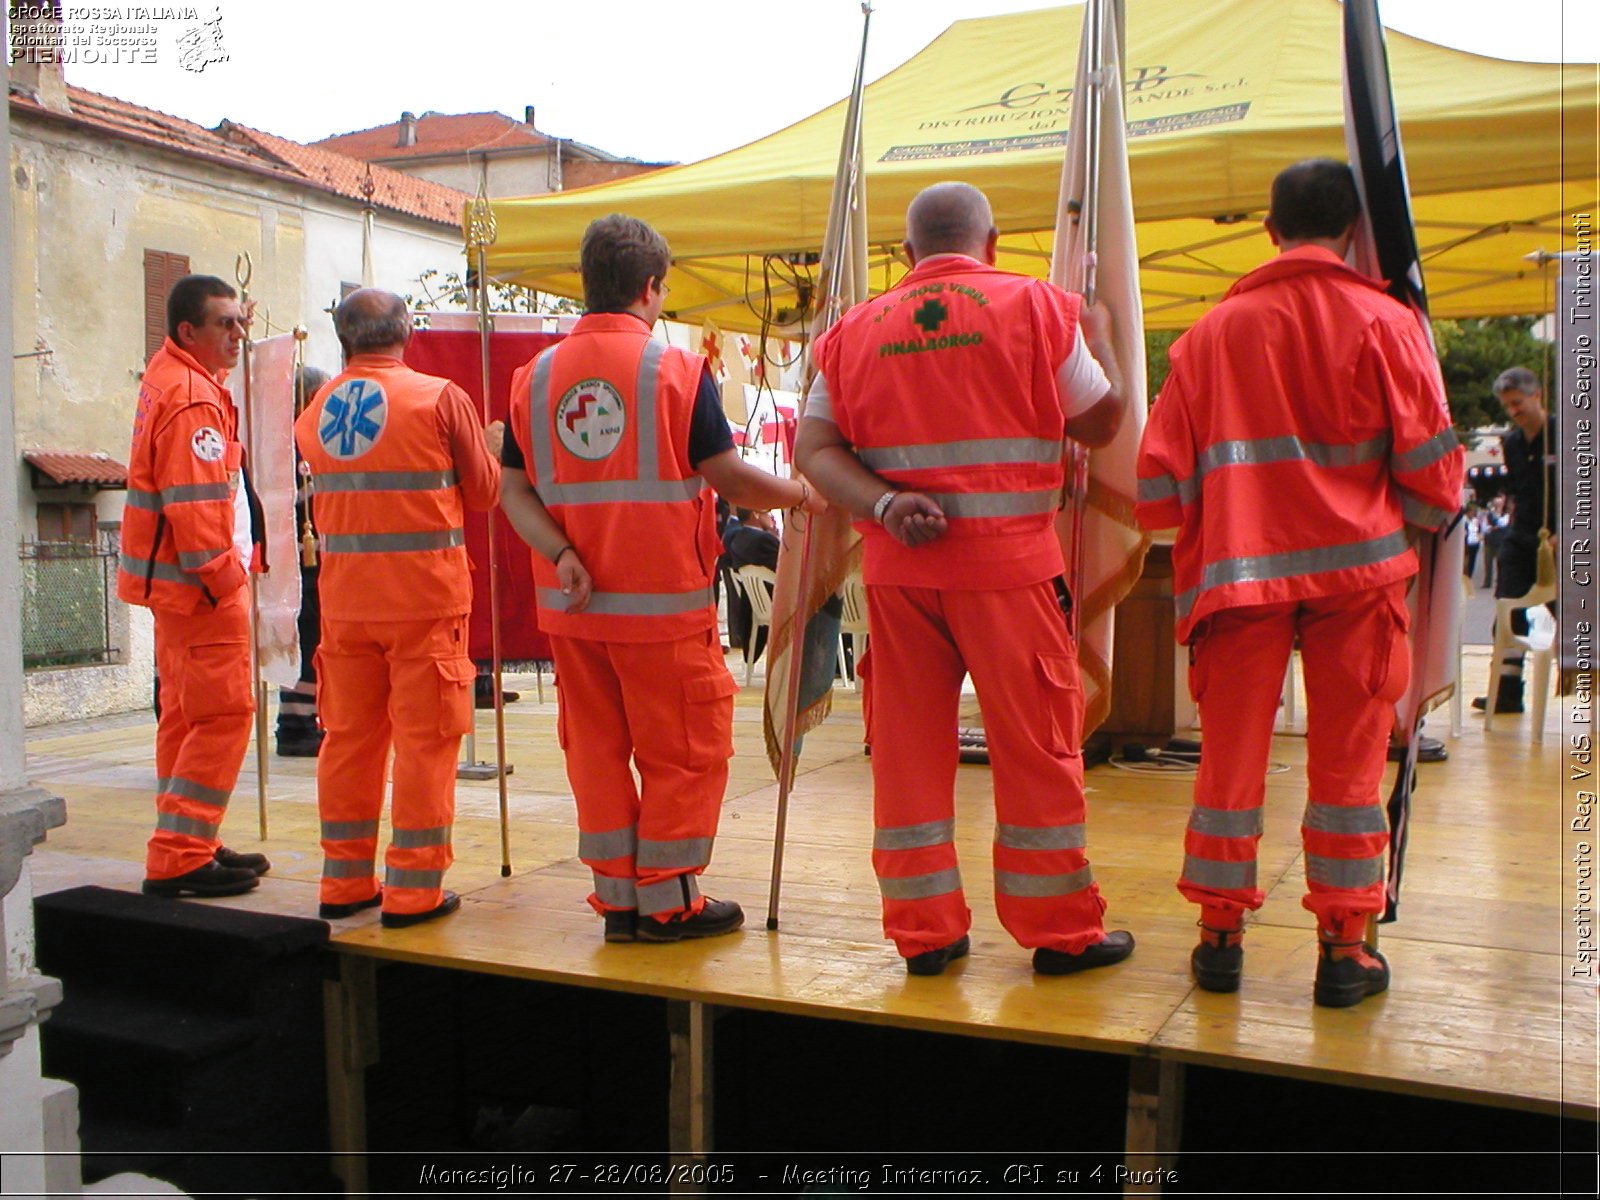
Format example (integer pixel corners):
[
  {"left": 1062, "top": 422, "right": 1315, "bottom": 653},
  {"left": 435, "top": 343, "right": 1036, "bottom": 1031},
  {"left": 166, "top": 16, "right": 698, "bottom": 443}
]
[
  {"left": 295, "top": 289, "right": 503, "bottom": 928},
  {"left": 122, "top": 274, "right": 269, "bottom": 899},
  {"left": 500, "top": 214, "right": 822, "bottom": 944},
  {"left": 1135, "top": 160, "right": 1464, "bottom": 1007},
  {"left": 794, "top": 182, "right": 1134, "bottom": 977}
]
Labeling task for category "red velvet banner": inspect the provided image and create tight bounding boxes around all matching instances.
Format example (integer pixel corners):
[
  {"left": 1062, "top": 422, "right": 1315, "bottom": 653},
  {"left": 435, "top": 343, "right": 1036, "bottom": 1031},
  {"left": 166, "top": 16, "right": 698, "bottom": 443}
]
[{"left": 404, "top": 329, "right": 562, "bottom": 663}]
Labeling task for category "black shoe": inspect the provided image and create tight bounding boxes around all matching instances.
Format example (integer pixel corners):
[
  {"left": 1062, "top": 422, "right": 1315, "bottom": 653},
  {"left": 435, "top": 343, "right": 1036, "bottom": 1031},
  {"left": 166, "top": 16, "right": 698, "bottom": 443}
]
[
  {"left": 1314, "top": 940, "right": 1390, "bottom": 1008},
  {"left": 1387, "top": 735, "right": 1447, "bottom": 763},
  {"left": 320, "top": 891, "right": 382, "bottom": 920},
  {"left": 143, "top": 861, "right": 259, "bottom": 898},
  {"left": 1032, "top": 930, "right": 1135, "bottom": 976},
  {"left": 381, "top": 891, "right": 461, "bottom": 929},
  {"left": 276, "top": 732, "right": 324, "bottom": 757},
  {"left": 603, "top": 910, "right": 638, "bottom": 943},
  {"left": 905, "top": 935, "right": 970, "bottom": 977},
  {"left": 636, "top": 898, "right": 744, "bottom": 942},
  {"left": 474, "top": 681, "right": 520, "bottom": 709},
  {"left": 1470, "top": 693, "right": 1525, "bottom": 714},
  {"left": 1191, "top": 925, "right": 1244, "bottom": 993},
  {"left": 215, "top": 846, "right": 272, "bottom": 875}
]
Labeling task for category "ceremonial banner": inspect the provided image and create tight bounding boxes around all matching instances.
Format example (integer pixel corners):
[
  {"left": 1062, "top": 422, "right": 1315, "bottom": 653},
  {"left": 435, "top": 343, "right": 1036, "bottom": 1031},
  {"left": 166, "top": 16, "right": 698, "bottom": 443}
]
[
  {"left": 1051, "top": 0, "right": 1151, "bottom": 734},
  {"left": 404, "top": 328, "right": 559, "bottom": 663},
  {"left": 1343, "top": 0, "right": 1463, "bottom": 922},
  {"left": 232, "top": 333, "right": 299, "bottom": 689}
]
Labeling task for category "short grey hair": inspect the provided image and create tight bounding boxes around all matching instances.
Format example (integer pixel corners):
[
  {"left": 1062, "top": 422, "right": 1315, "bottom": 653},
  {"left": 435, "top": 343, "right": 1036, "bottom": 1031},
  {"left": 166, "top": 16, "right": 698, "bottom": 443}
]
[
  {"left": 1493, "top": 366, "right": 1540, "bottom": 396},
  {"left": 333, "top": 288, "right": 411, "bottom": 354}
]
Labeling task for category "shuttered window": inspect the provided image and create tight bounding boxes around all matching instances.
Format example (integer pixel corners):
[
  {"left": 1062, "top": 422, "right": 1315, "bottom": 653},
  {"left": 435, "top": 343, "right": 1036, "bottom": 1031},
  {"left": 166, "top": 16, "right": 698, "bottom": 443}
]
[{"left": 143, "top": 250, "right": 191, "bottom": 360}]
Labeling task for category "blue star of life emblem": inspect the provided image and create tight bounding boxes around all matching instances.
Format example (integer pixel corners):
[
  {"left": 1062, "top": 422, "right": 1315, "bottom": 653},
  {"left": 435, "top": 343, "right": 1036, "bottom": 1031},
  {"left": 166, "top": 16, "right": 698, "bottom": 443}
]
[{"left": 320, "top": 379, "right": 387, "bottom": 459}]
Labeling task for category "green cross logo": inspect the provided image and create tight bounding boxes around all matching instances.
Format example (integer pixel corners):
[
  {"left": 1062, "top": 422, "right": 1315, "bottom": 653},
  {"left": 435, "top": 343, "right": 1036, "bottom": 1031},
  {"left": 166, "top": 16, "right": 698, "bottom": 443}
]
[{"left": 912, "top": 298, "right": 948, "bottom": 334}]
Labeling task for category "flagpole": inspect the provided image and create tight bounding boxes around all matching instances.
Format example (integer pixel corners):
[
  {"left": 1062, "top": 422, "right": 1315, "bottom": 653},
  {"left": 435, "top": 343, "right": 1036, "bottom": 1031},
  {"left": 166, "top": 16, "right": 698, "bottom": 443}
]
[
  {"left": 466, "top": 161, "right": 514, "bottom": 877},
  {"left": 767, "top": 0, "right": 872, "bottom": 932},
  {"left": 235, "top": 252, "right": 270, "bottom": 840}
]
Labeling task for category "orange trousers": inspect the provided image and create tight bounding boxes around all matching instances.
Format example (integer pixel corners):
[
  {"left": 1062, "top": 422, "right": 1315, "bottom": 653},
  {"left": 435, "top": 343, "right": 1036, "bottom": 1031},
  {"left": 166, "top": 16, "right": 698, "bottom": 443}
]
[
  {"left": 1180, "top": 581, "right": 1410, "bottom": 929},
  {"left": 316, "top": 615, "right": 473, "bottom": 917},
  {"left": 866, "top": 581, "right": 1108, "bottom": 958},
  {"left": 146, "top": 587, "right": 255, "bottom": 880},
  {"left": 551, "top": 628, "right": 737, "bottom": 920}
]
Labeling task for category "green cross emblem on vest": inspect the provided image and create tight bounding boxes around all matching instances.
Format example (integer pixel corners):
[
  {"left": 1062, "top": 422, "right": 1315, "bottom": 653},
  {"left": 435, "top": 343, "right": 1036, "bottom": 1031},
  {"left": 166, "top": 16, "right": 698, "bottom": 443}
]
[{"left": 912, "top": 298, "right": 948, "bottom": 334}]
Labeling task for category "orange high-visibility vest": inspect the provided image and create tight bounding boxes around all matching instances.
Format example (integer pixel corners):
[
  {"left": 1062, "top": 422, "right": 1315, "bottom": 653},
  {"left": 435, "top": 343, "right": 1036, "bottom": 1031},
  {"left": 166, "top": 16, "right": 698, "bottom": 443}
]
[
  {"left": 510, "top": 313, "right": 720, "bottom": 643},
  {"left": 118, "top": 339, "right": 251, "bottom": 613},
  {"left": 815, "top": 257, "right": 1080, "bottom": 590},
  {"left": 296, "top": 357, "right": 473, "bottom": 621}
]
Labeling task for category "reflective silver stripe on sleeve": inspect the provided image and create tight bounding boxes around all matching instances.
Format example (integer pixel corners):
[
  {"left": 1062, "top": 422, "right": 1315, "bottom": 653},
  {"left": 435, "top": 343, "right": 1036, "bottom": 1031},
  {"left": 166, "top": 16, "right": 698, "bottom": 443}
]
[
  {"left": 322, "top": 528, "right": 466, "bottom": 554},
  {"left": 1174, "top": 530, "right": 1412, "bottom": 619},
  {"left": 155, "top": 811, "right": 221, "bottom": 839},
  {"left": 1186, "top": 806, "right": 1265, "bottom": 839},
  {"left": 385, "top": 866, "right": 445, "bottom": 890},
  {"left": 995, "top": 823, "right": 1087, "bottom": 851},
  {"left": 323, "top": 857, "right": 376, "bottom": 879},
  {"left": 125, "top": 488, "right": 163, "bottom": 511},
  {"left": 994, "top": 866, "right": 1094, "bottom": 898},
  {"left": 877, "top": 866, "right": 963, "bottom": 901},
  {"left": 178, "top": 547, "right": 233, "bottom": 569},
  {"left": 391, "top": 824, "right": 452, "bottom": 850},
  {"left": 540, "top": 586, "right": 713, "bottom": 617},
  {"left": 1181, "top": 855, "right": 1257, "bottom": 890},
  {"left": 536, "top": 477, "right": 704, "bottom": 506},
  {"left": 874, "top": 819, "right": 955, "bottom": 852},
  {"left": 636, "top": 836, "right": 714, "bottom": 870},
  {"left": 593, "top": 873, "right": 638, "bottom": 908},
  {"left": 1137, "top": 474, "right": 1182, "bottom": 504},
  {"left": 1306, "top": 853, "right": 1385, "bottom": 889},
  {"left": 121, "top": 554, "right": 201, "bottom": 588},
  {"left": 311, "top": 469, "right": 459, "bottom": 493},
  {"left": 322, "top": 819, "right": 380, "bottom": 842},
  {"left": 158, "top": 776, "right": 230, "bottom": 809},
  {"left": 637, "top": 873, "right": 699, "bottom": 917},
  {"left": 1302, "top": 803, "right": 1389, "bottom": 836},
  {"left": 925, "top": 489, "right": 1060, "bottom": 519},
  {"left": 1391, "top": 427, "right": 1460, "bottom": 473},
  {"left": 160, "top": 481, "right": 233, "bottom": 505},
  {"left": 580, "top": 826, "right": 638, "bottom": 861},
  {"left": 1400, "top": 493, "right": 1454, "bottom": 529},
  {"left": 861, "top": 437, "right": 1063, "bottom": 472}
]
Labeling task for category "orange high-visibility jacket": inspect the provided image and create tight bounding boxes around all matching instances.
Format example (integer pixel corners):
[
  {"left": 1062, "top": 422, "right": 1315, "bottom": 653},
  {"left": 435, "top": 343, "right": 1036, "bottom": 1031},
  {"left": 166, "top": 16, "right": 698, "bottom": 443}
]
[
  {"left": 295, "top": 354, "right": 500, "bottom": 622},
  {"left": 1135, "top": 246, "right": 1464, "bottom": 642},
  {"left": 118, "top": 339, "right": 255, "bottom": 613},
  {"left": 815, "top": 256, "right": 1080, "bottom": 590},
  {"left": 509, "top": 313, "right": 720, "bottom": 643}
]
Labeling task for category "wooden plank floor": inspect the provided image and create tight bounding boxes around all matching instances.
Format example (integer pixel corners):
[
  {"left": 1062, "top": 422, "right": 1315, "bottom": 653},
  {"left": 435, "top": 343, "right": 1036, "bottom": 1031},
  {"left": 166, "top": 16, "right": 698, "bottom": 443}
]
[{"left": 25, "top": 646, "right": 1597, "bottom": 1122}]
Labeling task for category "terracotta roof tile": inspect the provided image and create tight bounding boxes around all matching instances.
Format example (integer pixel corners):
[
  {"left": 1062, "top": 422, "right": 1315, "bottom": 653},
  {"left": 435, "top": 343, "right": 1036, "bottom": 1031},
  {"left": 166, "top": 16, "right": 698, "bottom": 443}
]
[
  {"left": 314, "top": 111, "right": 554, "bottom": 161},
  {"left": 24, "top": 451, "right": 129, "bottom": 487}
]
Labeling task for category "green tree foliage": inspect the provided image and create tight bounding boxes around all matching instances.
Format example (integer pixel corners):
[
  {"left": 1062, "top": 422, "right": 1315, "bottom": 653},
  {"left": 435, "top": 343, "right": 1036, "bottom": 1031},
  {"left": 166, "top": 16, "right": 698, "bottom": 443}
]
[{"left": 1431, "top": 316, "right": 1553, "bottom": 431}]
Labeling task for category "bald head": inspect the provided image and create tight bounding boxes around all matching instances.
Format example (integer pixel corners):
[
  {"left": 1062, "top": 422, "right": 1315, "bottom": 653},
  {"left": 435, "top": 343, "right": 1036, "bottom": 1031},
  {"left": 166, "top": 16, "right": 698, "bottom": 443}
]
[
  {"left": 905, "top": 182, "right": 997, "bottom": 263},
  {"left": 334, "top": 288, "right": 411, "bottom": 357}
]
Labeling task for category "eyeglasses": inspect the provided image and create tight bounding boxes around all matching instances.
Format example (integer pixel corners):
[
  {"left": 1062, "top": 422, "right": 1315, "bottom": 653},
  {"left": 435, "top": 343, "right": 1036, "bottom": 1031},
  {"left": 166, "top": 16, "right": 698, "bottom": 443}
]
[{"left": 209, "top": 315, "right": 246, "bottom": 331}]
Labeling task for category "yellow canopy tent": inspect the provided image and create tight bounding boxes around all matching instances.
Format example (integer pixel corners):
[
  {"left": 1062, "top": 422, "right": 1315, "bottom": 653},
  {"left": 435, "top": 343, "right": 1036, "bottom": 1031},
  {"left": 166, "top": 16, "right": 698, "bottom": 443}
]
[{"left": 482, "top": 0, "right": 1596, "bottom": 331}]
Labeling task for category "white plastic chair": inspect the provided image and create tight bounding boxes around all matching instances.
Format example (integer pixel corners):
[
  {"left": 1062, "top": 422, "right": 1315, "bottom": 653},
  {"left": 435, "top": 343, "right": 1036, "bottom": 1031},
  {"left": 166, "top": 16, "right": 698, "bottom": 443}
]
[
  {"left": 1484, "top": 578, "right": 1557, "bottom": 741},
  {"left": 734, "top": 564, "right": 778, "bottom": 686},
  {"left": 837, "top": 573, "right": 869, "bottom": 688}
]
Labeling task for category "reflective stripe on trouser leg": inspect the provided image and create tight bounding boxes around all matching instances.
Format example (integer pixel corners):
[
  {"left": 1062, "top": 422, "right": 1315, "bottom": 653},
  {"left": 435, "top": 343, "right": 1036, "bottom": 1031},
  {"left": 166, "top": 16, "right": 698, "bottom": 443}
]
[
  {"left": 580, "top": 825, "right": 639, "bottom": 913},
  {"left": 957, "top": 581, "right": 1107, "bottom": 953},
  {"left": 145, "top": 589, "right": 255, "bottom": 880},
  {"left": 380, "top": 615, "right": 469, "bottom": 916},
  {"left": 316, "top": 618, "right": 393, "bottom": 907},
  {"left": 1297, "top": 583, "right": 1407, "bottom": 926},
  {"left": 864, "top": 584, "right": 972, "bottom": 957},
  {"left": 1178, "top": 601, "right": 1298, "bottom": 915}
]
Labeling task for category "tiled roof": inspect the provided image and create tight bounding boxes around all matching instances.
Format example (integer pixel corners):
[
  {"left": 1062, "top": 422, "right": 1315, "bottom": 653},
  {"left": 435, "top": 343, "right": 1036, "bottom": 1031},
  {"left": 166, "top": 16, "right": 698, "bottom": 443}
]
[
  {"left": 9, "top": 85, "right": 468, "bottom": 228},
  {"left": 24, "top": 451, "right": 129, "bottom": 487},
  {"left": 315, "top": 111, "right": 555, "bottom": 161}
]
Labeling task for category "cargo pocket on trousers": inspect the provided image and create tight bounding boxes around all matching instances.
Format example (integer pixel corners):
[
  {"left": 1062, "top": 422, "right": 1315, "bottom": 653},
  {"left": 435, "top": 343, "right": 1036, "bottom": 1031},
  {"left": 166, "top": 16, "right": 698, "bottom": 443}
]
[
  {"left": 1365, "top": 593, "right": 1412, "bottom": 706},
  {"left": 182, "top": 641, "right": 254, "bottom": 720},
  {"left": 682, "top": 668, "right": 739, "bottom": 770},
  {"left": 1185, "top": 620, "right": 1212, "bottom": 705},
  {"left": 437, "top": 657, "right": 476, "bottom": 738},
  {"left": 1035, "top": 651, "right": 1083, "bottom": 756}
]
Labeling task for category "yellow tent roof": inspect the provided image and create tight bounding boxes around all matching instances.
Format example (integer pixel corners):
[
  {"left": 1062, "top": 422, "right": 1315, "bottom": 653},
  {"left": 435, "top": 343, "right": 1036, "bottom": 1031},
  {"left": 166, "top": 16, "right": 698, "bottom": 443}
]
[{"left": 483, "top": 0, "right": 1597, "bottom": 332}]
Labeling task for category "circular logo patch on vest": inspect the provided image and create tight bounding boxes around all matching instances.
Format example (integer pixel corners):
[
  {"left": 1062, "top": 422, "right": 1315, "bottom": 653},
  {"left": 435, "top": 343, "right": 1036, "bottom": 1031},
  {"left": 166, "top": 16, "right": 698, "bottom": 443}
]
[
  {"left": 555, "top": 378, "right": 626, "bottom": 461},
  {"left": 190, "top": 426, "right": 225, "bottom": 463},
  {"left": 318, "top": 378, "right": 388, "bottom": 460}
]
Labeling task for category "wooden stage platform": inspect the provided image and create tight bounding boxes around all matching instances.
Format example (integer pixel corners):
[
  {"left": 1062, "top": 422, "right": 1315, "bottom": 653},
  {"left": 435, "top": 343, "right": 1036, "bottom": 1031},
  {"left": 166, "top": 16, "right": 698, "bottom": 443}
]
[{"left": 24, "top": 645, "right": 1597, "bottom": 1192}]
